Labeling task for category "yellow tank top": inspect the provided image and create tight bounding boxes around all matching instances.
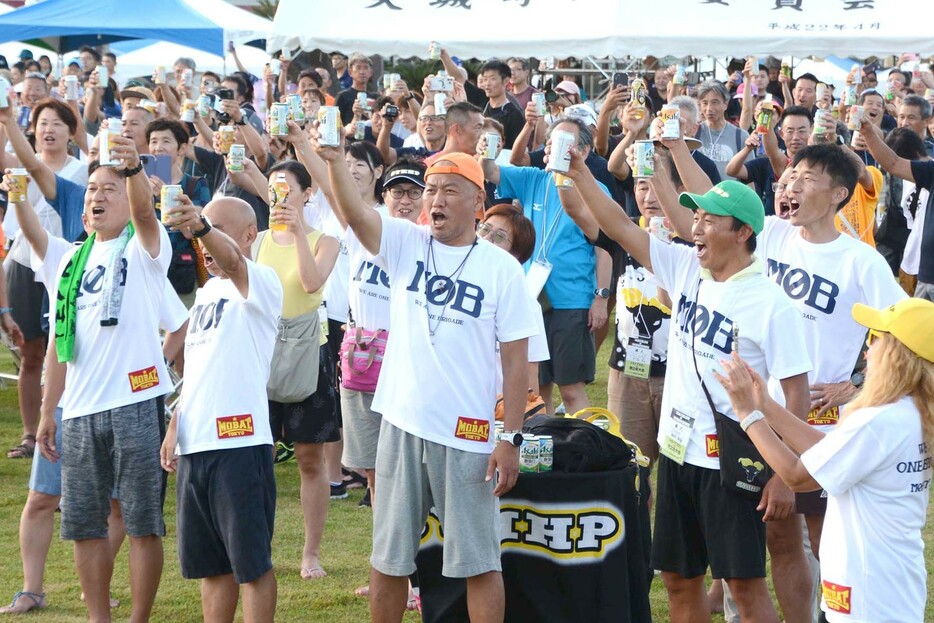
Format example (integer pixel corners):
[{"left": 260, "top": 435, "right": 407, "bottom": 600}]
[
  {"left": 256, "top": 229, "right": 325, "bottom": 319},
  {"left": 835, "top": 165, "right": 882, "bottom": 248}
]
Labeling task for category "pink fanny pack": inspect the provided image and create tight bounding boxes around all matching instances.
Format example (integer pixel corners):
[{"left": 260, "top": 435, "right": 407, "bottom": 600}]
[{"left": 339, "top": 326, "right": 388, "bottom": 392}]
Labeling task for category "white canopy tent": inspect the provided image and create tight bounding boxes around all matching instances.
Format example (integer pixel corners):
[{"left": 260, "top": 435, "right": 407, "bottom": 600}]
[{"left": 268, "top": 0, "right": 934, "bottom": 60}]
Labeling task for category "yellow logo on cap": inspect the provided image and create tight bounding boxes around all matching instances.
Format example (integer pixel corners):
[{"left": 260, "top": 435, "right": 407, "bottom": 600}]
[{"left": 712, "top": 187, "right": 730, "bottom": 198}]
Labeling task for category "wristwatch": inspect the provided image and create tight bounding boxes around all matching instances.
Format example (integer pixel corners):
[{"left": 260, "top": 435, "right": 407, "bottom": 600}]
[
  {"left": 850, "top": 371, "right": 865, "bottom": 388},
  {"left": 234, "top": 116, "right": 247, "bottom": 126},
  {"left": 497, "top": 430, "right": 524, "bottom": 446},
  {"left": 191, "top": 215, "right": 213, "bottom": 239},
  {"left": 594, "top": 288, "right": 610, "bottom": 299},
  {"left": 122, "top": 160, "right": 144, "bottom": 178}
]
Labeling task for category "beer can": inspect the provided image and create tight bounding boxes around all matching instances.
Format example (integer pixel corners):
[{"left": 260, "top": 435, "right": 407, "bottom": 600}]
[
  {"left": 382, "top": 73, "right": 392, "bottom": 90},
  {"left": 847, "top": 106, "right": 864, "bottom": 131},
  {"left": 482, "top": 132, "right": 500, "bottom": 160},
  {"left": 816, "top": 82, "right": 828, "bottom": 102},
  {"left": 317, "top": 107, "right": 341, "bottom": 146},
  {"left": 546, "top": 129, "right": 575, "bottom": 174},
  {"left": 356, "top": 91, "right": 370, "bottom": 111},
  {"left": 64, "top": 75, "right": 78, "bottom": 101},
  {"left": 180, "top": 101, "right": 195, "bottom": 123},
  {"left": 8, "top": 167, "right": 28, "bottom": 203},
  {"left": 434, "top": 92, "right": 447, "bottom": 116},
  {"left": 850, "top": 130, "right": 862, "bottom": 148},
  {"left": 631, "top": 78, "right": 647, "bottom": 120},
  {"left": 97, "top": 65, "right": 108, "bottom": 86},
  {"left": 280, "top": 48, "right": 292, "bottom": 62},
  {"left": 354, "top": 120, "right": 366, "bottom": 140},
  {"left": 925, "top": 88, "right": 934, "bottom": 99},
  {"left": 519, "top": 435, "right": 540, "bottom": 473},
  {"left": 633, "top": 140, "right": 655, "bottom": 179},
  {"left": 228, "top": 144, "right": 245, "bottom": 173},
  {"left": 660, "top": 104, "right": 681, "bottom": 139},
  {"left": 270, "top": 59, "right": 281, "bottom": 77},
  {"left": 160, "top": 185, "right": 182, "bottom": 224},
  {"left": 844, "top": 84, "right": 857, "bottom": 106},
  {"left": 390, "top": 73, "right": 401, "bottom": 88},
  {"left": 181, "top": 68, "right": 193, "bottom": 88},
  {"left": 673, "top": 65, "right": 687, "bottom": 85},
  {"left": 813, "top": 109, "right": 832, "bottom": 135},
  {"left": 217, "top": 125, "right": 235, "bottom": 154},
  {"left": 100, "top": 120, "right": 123, "bottom": 167},
  {"left": 0, "top": 77, "right": 9, "bottom": 108},
  {"left": 428, "top": 41, "right": 442, "bottom": 60},
  {"left": 532, "top": 91, "right": 546, "bottom": 116},
  {"left": 139, "top": 99, "right": 160, "bottom": 114},
  {"left": 781, "top": 57, "right": 792, "bottom": 79},
  {"left": 649, "top": 216, "right": 671, "bottom": 242},
  {"left": 154, "top": 65, "right": 165, "bottom": 85},
  {"left": 197, "top": 95, "right": 211, "bottom": 118},
  {"left": 851, "top": 63, "right": 862, "bottom": 85},
  {"left": 538, "top": 436, "right": 553, "bottom": 472},
  {"left": 288, "top": 93, "right": 305, "bottom": 124},
  {"left": 270, "top": 102, "right": 289, "bottom": 136}
]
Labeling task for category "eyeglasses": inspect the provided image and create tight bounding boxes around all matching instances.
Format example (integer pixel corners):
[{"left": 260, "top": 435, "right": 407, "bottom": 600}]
[
  {"left": 866, "top": 328, "right": 885, "bottom": 348},
  {"left": 387, "top": 187, "right": 424, "bottom": 200},
  {"left": 477, "top": 222, "right": 511, "bottom": 245},
  {"left": 772, "top": 183, "right": 787, "bottom": 193},
  {"left": 418, "top": 115, "right": 445, "bottom": 122}
]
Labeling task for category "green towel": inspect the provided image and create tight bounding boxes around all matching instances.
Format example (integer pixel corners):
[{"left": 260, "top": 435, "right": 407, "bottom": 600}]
[{"left": 55, "top": 223, "right": 134, "bottom": 363}]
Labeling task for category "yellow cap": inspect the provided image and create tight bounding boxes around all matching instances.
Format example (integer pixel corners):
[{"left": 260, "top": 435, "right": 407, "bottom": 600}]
[{"left": 852, "top": 298, "right": 934, "bottom": 363}]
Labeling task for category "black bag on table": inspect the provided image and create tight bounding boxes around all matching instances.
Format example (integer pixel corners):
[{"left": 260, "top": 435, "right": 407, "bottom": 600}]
[{"left": 523, "top": 414, "right": 634, "bottom": 472}]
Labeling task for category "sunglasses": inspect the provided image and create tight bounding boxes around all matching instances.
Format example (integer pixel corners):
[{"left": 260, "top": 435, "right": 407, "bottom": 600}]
[{"left": 865, "top": 328, "right": 885, "bottom": 348}]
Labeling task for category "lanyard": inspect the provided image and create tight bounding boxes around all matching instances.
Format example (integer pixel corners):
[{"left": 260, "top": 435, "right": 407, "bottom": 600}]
[{"left": 533, "top": 180, "right": 564, "bottom": 262}]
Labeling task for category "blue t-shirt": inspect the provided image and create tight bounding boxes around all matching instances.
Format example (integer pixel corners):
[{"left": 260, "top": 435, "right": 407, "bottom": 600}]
[
  {"left": 49, "top": 175, "right": 86, "bottom": 243},
  {"left": 496, "top": 166, "right": 606, "bottom": 309}
]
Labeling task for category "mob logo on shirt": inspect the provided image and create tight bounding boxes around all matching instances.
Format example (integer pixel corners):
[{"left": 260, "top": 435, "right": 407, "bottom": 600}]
[
  {"left": 128, "top": 366, "right": 160, "bottom": 392},
  {"left": 821, "top": 580, "right": 852, "bottom": 614},
  {"left": 353, "top": 260, "right": 390, "bottom": 288},
  {"left": 765, "top": 260, "right": 840, "bottom": 315},
  {"left": 188, "top": 299, "right": 230, "bottom": 335},
  {"left": 675, "top": 294, "right": 736, "bottom": 355},
  {"left": 216, "top": 414, "right": 254, "bottom": 439},
  {"left": 454, "top": 417, "right": 489, "bottom": 442},
  {"left": 406, "top": 261, "right": 485, "bottom": 318},
  {"left": 79, "top": 260, "right": 128, "bottom": 296}
]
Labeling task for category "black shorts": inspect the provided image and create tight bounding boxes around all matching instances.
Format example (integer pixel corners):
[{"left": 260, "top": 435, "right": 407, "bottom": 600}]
[
  {"left": 326, "top": 318, "right": 345, "bottom": 426},
  {"left": 176, "top": 444, "right": 276, "bottom": 584},
  {"left": 269, "top": 344, "right": 340, "bottom": 444},
  {"left": 795, "top": 489, "right": 828, "bottom": 515},
  {"left": 538, "top": 308, "right": 596, "bottom": 386},
  {"left": 7, "top": 261, "right": 48, "bottom": 341},
  {"left": 651, "top": 456, "right": 767, "bottom": 580}
]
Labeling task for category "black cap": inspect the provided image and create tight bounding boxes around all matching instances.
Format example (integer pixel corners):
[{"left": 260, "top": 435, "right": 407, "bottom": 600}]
[{"left": 382, "top": 162, "right": 426, "bottom": 188}]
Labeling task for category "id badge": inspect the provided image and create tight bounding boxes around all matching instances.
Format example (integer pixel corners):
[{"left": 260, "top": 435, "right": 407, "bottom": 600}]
[
  {"left": 660, "top": 408, "right": 695, "bottom": 465},
  {"left": 526, "top": 259, "right": 553, "bottom": 299},
  {"left": 623, "top": 336, "right": 652, "bottom": 380}
]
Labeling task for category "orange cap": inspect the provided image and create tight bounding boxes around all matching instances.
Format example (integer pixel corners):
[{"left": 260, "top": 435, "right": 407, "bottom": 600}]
[{"left": 425, "top": 152, "right": 485, "bottom": 190}]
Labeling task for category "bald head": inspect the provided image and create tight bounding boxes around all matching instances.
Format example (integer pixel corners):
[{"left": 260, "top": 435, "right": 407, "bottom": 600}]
[{"left": 203, "top": 197, "right": 257, "bottom": 257}]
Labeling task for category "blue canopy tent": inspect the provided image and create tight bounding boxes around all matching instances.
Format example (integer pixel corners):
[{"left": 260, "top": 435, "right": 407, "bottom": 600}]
[{"left": 0, "top": 0, "right": 224, "bottom": 55}]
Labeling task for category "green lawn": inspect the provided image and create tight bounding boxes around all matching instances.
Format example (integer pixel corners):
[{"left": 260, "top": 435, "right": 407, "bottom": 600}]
[{"left": 0, "top": 338, "right": 931, "bottom": 621}]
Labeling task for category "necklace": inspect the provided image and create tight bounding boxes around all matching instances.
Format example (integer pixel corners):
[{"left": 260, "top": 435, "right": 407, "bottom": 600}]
[{"left": 424, "top": 235, "right": 477, "bottom": 340}]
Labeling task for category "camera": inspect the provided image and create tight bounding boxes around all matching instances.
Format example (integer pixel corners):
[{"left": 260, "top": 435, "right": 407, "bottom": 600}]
[
  {"left": 384, "top": 104, "right": 400, "bottom": 121},
  {"left": 214, "top": 88, "right": 235, "bottom": 123}
]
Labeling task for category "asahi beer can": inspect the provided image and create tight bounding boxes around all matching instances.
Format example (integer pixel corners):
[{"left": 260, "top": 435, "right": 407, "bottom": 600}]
[
  {"left": 64, "top": 75, "right": 78, "bottom": 101},
  {"left": 482, "top": 132, "right": 500, "bottom": 160},
  {"left": 546, "top": 129, "right": 575, "bottom": 173},
  {"left": 0, "top": 77, "right": 9, "bottom": 108},
  {"left": 100, "top": 119, "right": 123, "bottom": 167},
  {"left": 390, "top": 73, "right": 401, "bottom": 88},
  {"left": 154, "top": 65, "right": 165, "bottom": 85},
  {"left": 428, "top": 41, "right": 442, "bottom": 60},
  {"left": 850, "top": 130, "right": 862, "bottom": 148},
  {"left": 288, "top": 93, "right": 305, "bottom": 124},
  {"left": 160, "top": 185, "right": 182, "bottom": 224},
  {"left": 97, "top": 65, "right": 108, "bottom": 85},
  {"left": 382, "top": 73, "right": 392, "bottom": 90},
  {"left": 844, "top": 84, "right": 857, "bottom": 106},
  {"left": 673, "top": 65, "right": 687, "bottom": 85},
  {"left": 538, "top": 435, "right": 553, "bottom": 472},
  {"left": 660, "top": 104, "right": 681, "bottom": 139},
  {"left": 217, "top": 125, "right": 235, "bottom": 154},
  {"left": 181, "top": 68, "right": 193, "bottom": 88},
  {"left": 434, "top": 92, "right": 447, "bottom": 116},
  {"left": 649, "top": 216, "right": 671, "bottom": 242},
  {"left": 356, "top": 91, "right": 369, "bottom": 111},
  {"left": 269, "top": 59, "right": 281, "bottom": 76},
  {"left": 532, "top": 91, "right": 546, "bottom": 116},
  {"left": 228, "top": 144, "right": 245, "bottom": 173},
  {"left": 851, "top": 63, "right": 862, "bottom": 85},
  {"left": 519, "top": 436, "right": 540, "bottom": 473},
  {"left": 8, "top": 168, "right": 28, "bottom": 203},
  {"left": 180, "top": 101, "right": 195, "bottom": 123},
  {"left": 816, "top": 82, "right": 828, "bottom": 102},
  {"left": 197, "top": 95, "right": 211, "bottom": 117},
  {"left": 270, "top": 102, "right": 289, "bottom": 136},
  {"left": 354, "top": 120, "right": 366, "bottom": 140},
  {"left": 847, "top": 105, "right": 864, "bottom": 131},
  {"left": 317, "top": 107, "right": 341, "bottom": 146},
  {"left": 633, "top": 140, "right": 655, "bottom": 178},
  {"left": 813, "top": 109, "right": 832, "bottom": 135}
]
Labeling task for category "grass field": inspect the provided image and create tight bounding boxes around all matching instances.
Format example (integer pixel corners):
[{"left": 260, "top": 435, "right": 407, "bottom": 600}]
[{"left": 0, "top": 339, "right": 931, "bottom": 622}]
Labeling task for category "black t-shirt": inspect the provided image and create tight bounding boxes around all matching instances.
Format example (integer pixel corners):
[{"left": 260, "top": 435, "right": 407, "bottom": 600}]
[
  {"left": 483, "top": 101, "right": 525, "bottom": 148},
  {"left": 911, "top": 160, "right": 934, "bottom": 283},
  {"left": 336, "top": 88, "right": 379, "bottom": 126},
  {"left": 192, "top": 146, "right": 275, "bottom": 230},
  {"left": 744, "top": 157, "right": 777, "bottom": 216}
]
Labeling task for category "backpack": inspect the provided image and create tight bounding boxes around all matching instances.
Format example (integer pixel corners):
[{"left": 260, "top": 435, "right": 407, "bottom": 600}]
[
  {"left": 165, "top": 175, "right": 204, "bottom": 295},
  {"left": 523, "top": 414, "right": 635, "bottom": 473}
]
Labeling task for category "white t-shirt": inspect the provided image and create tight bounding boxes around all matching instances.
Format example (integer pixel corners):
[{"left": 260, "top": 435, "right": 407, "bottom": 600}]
[
  {"left": 346, "top": 209, "right": 392, "bottom": 331},
  {"left": 36, "top": 228, "right": 173, "bottom": 420},
  {"left": 494, "top": 298, "right": 549, "bottom": 395},
  {"left": 614, "top": 260, "right": 671, "bottom": 372},
  {"left": 402, "top": 133, "right": 425, "bottom": 150},
  {"left": 758, "top": 217, "right": 906, "bottom": 428},
  {"left": 176, "top": 260, "right": 283, "bottom": 455},
  {"left": 649, "top": 236, "right": 812, "bottom": 469},
  {"left": 307, "top": 190, "right": 351, "bottom": 323},
  {"left": 801, "top": 397, "right": 930, "bottom": 623},
  {"left": 371, "top": 214, "right": 538, "bottom": 453}
]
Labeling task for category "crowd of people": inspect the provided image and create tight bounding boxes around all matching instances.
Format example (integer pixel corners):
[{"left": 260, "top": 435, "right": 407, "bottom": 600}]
[{"left": 0, "top": 40, "right": 931, "bottom": 623}]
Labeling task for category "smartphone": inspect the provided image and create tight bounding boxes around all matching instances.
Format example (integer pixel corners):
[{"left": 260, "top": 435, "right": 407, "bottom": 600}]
[
  {"left": 140, "top": 154, "right": 173, "bottom": 183},
  {"left": 214, "top": 88, "right": 235, "bottom": 123},
  {"left": 612, "top": 72, "right": 629, "bottom": 88}
]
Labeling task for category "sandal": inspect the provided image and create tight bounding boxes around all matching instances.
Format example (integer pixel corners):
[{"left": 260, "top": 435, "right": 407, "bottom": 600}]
[
  {"left": 0, "top": 590, "right": 46, "bottom": 614},
  {"left": 341, "top": 468, "right": 367, "bottom": 489},
  {"left": 6, "top": 435, "right": 36, "bottom": 459}
]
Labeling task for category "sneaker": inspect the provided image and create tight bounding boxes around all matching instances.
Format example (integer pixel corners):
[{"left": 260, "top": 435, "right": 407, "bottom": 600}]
[
  {"left": 358, "top": 487, "right": 372, "bottom": 508},
  {"left": 329, "top": 482, "right": 348, "bottom": 500},
  {"left": 274, "top": 441, "right": 295, "bottom": 464}
]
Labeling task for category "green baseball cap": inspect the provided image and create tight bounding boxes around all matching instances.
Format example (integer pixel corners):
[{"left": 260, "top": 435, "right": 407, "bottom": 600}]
[{"left": 678, "top": 180, "right": 765, "bottom": 235}]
